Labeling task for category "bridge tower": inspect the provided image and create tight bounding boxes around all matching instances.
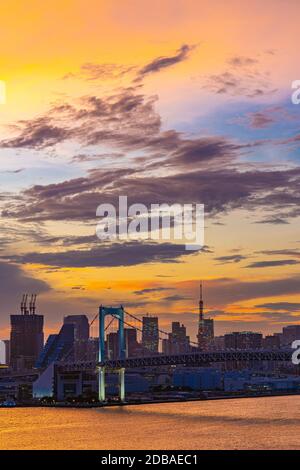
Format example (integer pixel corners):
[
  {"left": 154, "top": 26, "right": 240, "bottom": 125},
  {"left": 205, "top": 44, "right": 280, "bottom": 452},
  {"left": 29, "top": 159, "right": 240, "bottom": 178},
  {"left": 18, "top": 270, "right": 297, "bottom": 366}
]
[{"left": 98, "top": 305, "right": 126, "bottom": 402}]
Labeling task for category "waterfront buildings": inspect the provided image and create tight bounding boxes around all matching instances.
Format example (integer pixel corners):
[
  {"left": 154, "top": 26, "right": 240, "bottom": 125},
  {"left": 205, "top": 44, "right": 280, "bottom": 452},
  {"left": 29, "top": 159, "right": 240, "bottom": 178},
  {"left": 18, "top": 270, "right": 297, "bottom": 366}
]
[
  {"left": 224, "top": 331, "right": 263, "bottom": 350},
  {"left": 2, "top": 291, "right": 300, "bottom": 403},
  {"left": 173, "top": 367, "right": 222, "bottom": 390},
  {"left": 223, "top": 370, "right": 300, "bottom": 392}
]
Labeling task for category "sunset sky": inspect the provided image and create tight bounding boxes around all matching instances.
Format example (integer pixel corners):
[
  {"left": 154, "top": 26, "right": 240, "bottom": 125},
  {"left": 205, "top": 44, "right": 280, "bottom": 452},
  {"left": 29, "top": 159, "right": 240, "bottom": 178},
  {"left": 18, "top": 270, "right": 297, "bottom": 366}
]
[{"left": 0, "top": 0, "right": 300, "bottom": 341}]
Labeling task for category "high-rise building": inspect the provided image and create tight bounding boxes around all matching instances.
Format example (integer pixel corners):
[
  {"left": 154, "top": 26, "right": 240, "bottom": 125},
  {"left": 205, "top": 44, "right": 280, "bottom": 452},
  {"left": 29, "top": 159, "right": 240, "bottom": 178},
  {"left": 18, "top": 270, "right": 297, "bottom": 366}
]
[
  {"left": 281, "top": 325, "right": 300, "bottom": 347},
  {"left": 224, "top": 331, "right": 262, "bottom": 350},
  {"left": 106, "top": 332, "right": 119, "bottom": 359},
  {"left": 86, "top": 337, "right": 99, "bottom": 361},
  {"left": 142, "top": 316, "right": 159, "bottom": 354},
  {"left": 10, "top": 294, "right": 44, "bottom": 370},
  {"left": 63, "top": 315, "right": 89, "bottom": 360},
  {"left": 63, "top": 315, "right": 89, "bottom": 341},
  {"left": 124, "top": 328, "right": 141, "bottom": 357},
  {"left": 162, "top": 322, "right": 190, "bottom": 355},
  {"left": 106, "top": 328, "right": 141, "bottom": 359},
  {"left": 197, "top": 282, "right": 214, "bottom": 349}
]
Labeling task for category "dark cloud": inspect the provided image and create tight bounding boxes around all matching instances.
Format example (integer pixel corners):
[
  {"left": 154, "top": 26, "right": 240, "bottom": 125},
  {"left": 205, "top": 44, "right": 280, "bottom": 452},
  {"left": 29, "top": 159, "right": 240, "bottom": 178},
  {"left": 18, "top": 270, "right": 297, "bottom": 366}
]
[
  {"left": 193, "top": 275, "right": 300, "bottom": 306},
  {"left": 255, "top": 302, "right": 300, "bottom": 312},
  {"left": 1, "top": 117, "right": 72, "bottom": 149},
  {"left": 0, "top": 88, "right": 162, "bottom": 151},
  {"left": 63, "top": 44, "right": 195, "bottom": 84},
  {"left": 1, "top": 85, "right": 300, "bottom": 243},
  {"left": 5, "top": 163, "right": 300, "bottom": 224},
  {"left": 5, "top": 242, "right": 198, "bottom": 268},
  {"left": 214, "top": 254, "right": 246, "bottom": 264},
  {"left": 168, "top": 137, "right": 237, "bottom": 167},
  {"left": 201, "top": 308, "right": 298, "bottom": 326},
  {"left": 133, "top": 287, "right": 173, "bottom": 296},
  {"left": 136, "top": 44, "right": 195, "bottom": 80},
  {"left": 259, "top": 249, "right": 300, "bottom": 258},
  {"left": 246, "top": 260, "right": 299, "bottom": 268},
  {"left": 203, "top": 55, "right": 276, "bottom": 98},
  {"left": 162, "top": 294, "right": 191, "bottom": 302},
  {"left": 204, "top": 71, "right": 276, "bottom": 98},
  {"left": 255, "top": 217, "right": 289, "bottom": 225},
  {"left": 0, "top": 262, "right": 50, "bottom": 325}
]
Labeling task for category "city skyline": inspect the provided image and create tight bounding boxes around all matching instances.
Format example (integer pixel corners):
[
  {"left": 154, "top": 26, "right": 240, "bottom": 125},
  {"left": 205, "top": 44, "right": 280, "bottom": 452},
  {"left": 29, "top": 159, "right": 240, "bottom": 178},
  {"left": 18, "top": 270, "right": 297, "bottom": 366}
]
[
  {"left": 0, "top": 0, "right": 300, "bottom": 342},
  {"left": 2, "top": 287, "right": 300, "bottom": 358}
]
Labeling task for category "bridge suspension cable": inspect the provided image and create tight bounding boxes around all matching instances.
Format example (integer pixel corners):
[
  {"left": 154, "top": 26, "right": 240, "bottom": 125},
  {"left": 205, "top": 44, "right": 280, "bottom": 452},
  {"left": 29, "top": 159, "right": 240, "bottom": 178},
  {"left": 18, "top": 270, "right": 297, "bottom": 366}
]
[
  {"left": 60, "top": 305, "right": 201, "bottom": 364},
  {"left": 124, "top": 309, "right": 200, "bottom": 348}
]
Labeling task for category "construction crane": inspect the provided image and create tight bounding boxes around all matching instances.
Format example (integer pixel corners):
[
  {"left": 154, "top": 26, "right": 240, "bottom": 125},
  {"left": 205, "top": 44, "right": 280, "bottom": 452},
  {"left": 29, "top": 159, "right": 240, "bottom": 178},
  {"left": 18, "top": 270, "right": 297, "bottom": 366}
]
[
  {"left": 20, "top": 294, "right": 26, "bottom": 314},
  {"left": 20, "top": 293, "right": 37, "bottom": 315},
  {"left": 30, "top": 294, "right": 37, "bottom": 315},
  {"left": 23, "top": 294, "right": 29, "bottom": 315}
]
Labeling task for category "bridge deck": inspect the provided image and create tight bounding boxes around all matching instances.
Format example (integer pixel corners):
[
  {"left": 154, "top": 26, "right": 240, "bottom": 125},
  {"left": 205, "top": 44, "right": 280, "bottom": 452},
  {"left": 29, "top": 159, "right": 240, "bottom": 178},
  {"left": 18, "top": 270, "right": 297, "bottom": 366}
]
[{"left": 57, "top": 349, "right": 293, "bottom": 371}]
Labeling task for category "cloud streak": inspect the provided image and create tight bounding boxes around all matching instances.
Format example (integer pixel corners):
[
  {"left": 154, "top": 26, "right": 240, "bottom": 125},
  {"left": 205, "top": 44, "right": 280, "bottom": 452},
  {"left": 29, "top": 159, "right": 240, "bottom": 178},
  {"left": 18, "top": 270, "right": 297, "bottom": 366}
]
[
  {"left": 246, "top": 260, "right": 300, "bottom": 268},
  {"left": 136, "top": 44, "right": 196, "bottom": 80},
  {"left": 5, "top": 242, "right": 198, "bottom": 268}
]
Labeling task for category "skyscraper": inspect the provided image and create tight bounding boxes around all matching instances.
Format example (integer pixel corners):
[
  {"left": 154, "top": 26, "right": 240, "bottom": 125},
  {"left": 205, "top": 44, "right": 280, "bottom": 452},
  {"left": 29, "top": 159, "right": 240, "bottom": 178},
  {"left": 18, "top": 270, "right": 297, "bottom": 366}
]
[
  {"left": 197, "top": 282, "right": 214, "bottom": 349},
  {"left": 63, "top": 315, "right": 89, "bottom": 341},
  {"left": 106, "top": 332, "right": 119, "bottom": 359},
  {"left": 124, "top": 328, "right": 141, "bottom": 357},
  {"left": 162, "top": 322, "right": 190, "bottom": 355},
  {"left": 10, "top": 294, "right": 44, "bottom": 370},
  {"left": 63, "top": 315, "right": 90, "bottom": 360},
  {"left": 142, "top": 316, "right": 159, "bottom": 354}
]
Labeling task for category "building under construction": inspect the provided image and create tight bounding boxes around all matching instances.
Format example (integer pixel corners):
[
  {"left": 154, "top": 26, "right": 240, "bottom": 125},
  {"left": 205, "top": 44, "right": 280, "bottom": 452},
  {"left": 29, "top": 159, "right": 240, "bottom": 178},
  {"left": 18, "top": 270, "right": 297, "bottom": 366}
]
[{"left": 10, "top": 294, "right": 44, "bottom": 370}]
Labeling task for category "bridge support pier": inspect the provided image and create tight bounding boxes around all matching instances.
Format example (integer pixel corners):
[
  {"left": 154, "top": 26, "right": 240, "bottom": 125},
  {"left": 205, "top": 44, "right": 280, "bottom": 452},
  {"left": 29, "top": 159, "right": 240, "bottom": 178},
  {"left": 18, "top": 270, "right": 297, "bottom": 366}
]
[
  {"left": 98, "top": 366, "right": 106, "bottom": 402},
  {"left": 97, "top": 366, "right": 126, "bottom": 403},
  {"left": 98, "top": 306, "right": 126, "bottom": 403},
  {"left": 119, "top": 368, "right": 125, "bottom": 402}
]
